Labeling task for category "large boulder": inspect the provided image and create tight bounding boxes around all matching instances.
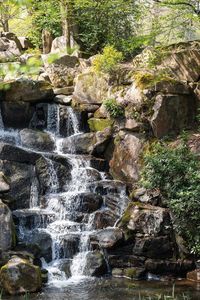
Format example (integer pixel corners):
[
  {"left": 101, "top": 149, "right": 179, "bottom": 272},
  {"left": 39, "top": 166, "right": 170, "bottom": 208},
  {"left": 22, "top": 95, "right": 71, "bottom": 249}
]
[
  {"left": 73, "top": 193, "right": 103, "bottom": 213},
  {"left": 0, "top": 172, "right": 10, "bottom": 193},
  {"left": 20, "top": 129, "right": 55, "bottom": 152},
  {"left": 73, "top": 72, "right": 109, "bottom": 105},
  {"left": 90, "top": 228, "right": 124, "bottom": 249},
  {"left": 0, "top": 200, "right": 15, "bottom": 252},
  {"left": 18, "top": 37, "right": 34, "bottom": 50},
  {"left": 0, "top": 36, "right": 21, "bottom": 61},
  {"left": 43, "top": 53, "right": 79, "bottom": 88},
  {"left": 110, "top": 132, "right": 144, "bottom": 183},
  {"left": 0, "top": 257, "right": 42, "bottom": 295},
  {"left": 1, "top": 79, "right": 54, "bottom": 103},
  {"left": 151, "top": 93, "right": 196, "bottom": 138}
]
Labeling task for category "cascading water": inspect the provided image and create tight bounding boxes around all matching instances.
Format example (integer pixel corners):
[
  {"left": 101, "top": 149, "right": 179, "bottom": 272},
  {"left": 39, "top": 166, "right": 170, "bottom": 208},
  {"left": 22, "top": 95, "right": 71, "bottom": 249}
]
[{"left": 1, "top": 101, "right": 129, "bottom": 287}]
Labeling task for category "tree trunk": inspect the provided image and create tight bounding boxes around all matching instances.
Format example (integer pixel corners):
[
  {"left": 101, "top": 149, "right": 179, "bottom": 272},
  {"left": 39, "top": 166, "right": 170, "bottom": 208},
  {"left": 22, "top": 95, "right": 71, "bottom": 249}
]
[
  {"left": 42, "top": 29, "right": 53, "bottom": 54},
  {"left": 2, "top": 19, "right": 9, "bottom": 32}
]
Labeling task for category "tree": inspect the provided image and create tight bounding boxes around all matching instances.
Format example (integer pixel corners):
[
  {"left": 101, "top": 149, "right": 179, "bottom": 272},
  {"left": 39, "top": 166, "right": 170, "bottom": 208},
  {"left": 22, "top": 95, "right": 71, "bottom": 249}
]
[{"left": 0, "top": 0, "right": 20, "bottom": 31}]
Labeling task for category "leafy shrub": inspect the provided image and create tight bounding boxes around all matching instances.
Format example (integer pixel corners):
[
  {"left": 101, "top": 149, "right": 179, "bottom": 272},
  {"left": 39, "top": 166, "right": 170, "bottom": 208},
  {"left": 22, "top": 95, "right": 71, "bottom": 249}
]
[
  {"left": 103, "top": 98, "right": 124, "bottom": 118},
  {"left": 140, "top": 140, "right": 200, "bottom": 254},
  {"left": 92, "top": 45, "right": 123, "bottom": 74}
]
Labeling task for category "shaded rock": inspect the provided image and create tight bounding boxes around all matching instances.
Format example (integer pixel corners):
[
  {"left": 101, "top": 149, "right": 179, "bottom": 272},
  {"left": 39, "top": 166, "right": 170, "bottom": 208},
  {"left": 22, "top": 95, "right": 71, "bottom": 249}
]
[
  {"left": 1, "top": 160, "right": 33, "bottom": 210},
  {"left": 53, "top": 86, "right": 74, "bottom": 95},
  {"left": 20, "top": 129, "right": 55, "bottom": 152},
  {"left": 187, "top": 269, "right": 200, "bottom": 282},
  {"left": 43, "top": 53, "right": 79, "bottom": 88},
  {"left": 18, "top": 37, "right": 34, "bottom": 50},
  {"left": 73, "top": 72, "right": 109, "bottom": 104},
  {"left": 2, "top": 79, "right": 54, "bottom": 103},
  {"left": 82, "top": 251, "right": 107, "bottom": 277},
  {"left": 133, "top": 188, "right": 162, "bottom": 206},
  {"left": 151, "top": 94, "right": 196, "bottom": 138},
  {"left": 112, "top": 267, "right": 146, "bottom": 280},
  {"left": 145, "top": 259, "right": 195, "bottom": 276},
  {"left": 110, "top": 132, "right": 144, "bottom": 183},
  {"left": 73, "top": 193, "right": 103, "bottom": 213},
  {"left": 0, "top": 200, "right": 15, "bottom": 252},
  {"left": 90, "top": 228, "right": 124, "bottom": 249},
  {"left": 62, "top": 235, "right": 80, "bottom": 258},
  {"left": 133, "top": 236, "right": 173, "bottom": 259},
  {"left": 108, "top": 254, "right": 145, "bottom": 269},
  {"left": 90, "top": 209, "right": 116, "bottom": 229},
  {"left": 72, "top": 100, "right": 100, "bottom": 112},
  {"left": 0, "top": 172, "right": 10, "bottom": 193},
  {"left": 0, "top": 36, "right": 21, "bottom": 61},
  {"left": 0, "top": 143, "right": 41, "bottom": 164},
  {"left": 0, "top": 257, "right": 42, "bottom": 295},
  {"left": 1, "top": 101, "right": 34, "bottom": 129},
  {"left": 31, "top": 230, "right": 52, "bottom": 263}
]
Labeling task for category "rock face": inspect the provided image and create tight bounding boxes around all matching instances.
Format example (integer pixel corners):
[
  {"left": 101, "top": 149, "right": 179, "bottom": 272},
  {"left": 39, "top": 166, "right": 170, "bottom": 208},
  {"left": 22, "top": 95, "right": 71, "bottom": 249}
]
[
  {"left": 0, "top": 35, "right": 21, "bottom": 61},
  {"left": 73, "top": 72, "right": 109, "bottom": 104},
  {"left": 110, "top": 132, "right": 144, "bottom": 183},
  {"left": 0, "top": 257, "right": 42, "bottom": 295},
  {"left": 2, "top": 79, "right": 54, "bottom": 103},
  {"left": 91, "top": 228, "right": 124, "bottom": 249},
  {"left": 0, "top": 172, "right": 10, "bottom": 193},
  {"left": 83, "top": 251, "right": 107, "bottom": 276},
  {"left": 43, "top": 53, "right": 79, "bottom": 88},
  {"left": 0, "top": 200, "right": 15, "bottom": 252}
]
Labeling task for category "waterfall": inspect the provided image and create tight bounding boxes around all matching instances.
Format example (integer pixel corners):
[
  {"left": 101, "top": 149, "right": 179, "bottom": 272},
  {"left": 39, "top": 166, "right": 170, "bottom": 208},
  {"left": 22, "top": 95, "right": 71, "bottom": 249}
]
[{"left": 4, "top": 104, "right": 129, "bottom": 287}]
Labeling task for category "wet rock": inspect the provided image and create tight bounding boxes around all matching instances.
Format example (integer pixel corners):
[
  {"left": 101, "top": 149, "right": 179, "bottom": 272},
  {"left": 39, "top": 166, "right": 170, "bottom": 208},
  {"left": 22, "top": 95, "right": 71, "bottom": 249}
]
[
  {"left": 145, "top": 259, "right": 195, "bottom": 276},
  {"left": 83, "top": 251, "right": 107, "bottom": 277},
  {"left": 73, "top": 193, "right": 103, "bottom": 213},
  {"left": 108, "top": 254, "right": 145, "bottom": 269},
  {"left": 187, "top": 269, "right": 200, "bottom": 282},
  {"left": 62, "top": 133, "right": 96, "bottom": 154},
  {"left": 0, "top": 256, "right": 42, "bottom": 295},
  {"left": 0, "top": 200, "right": 15, "bottom": 252},
  {"left": 89, "top": 180, "right": 127, "bottom": 196},
  {"left": 90, "top": 228, "right": 124, "bottom": 249},
  {"left": 62, "top": 235, "right": 80, "bottom": 258},
  {"left": 1, "top": 101, "right": 34, "bottom": 129},
  {"left": 110, "top": 132, "right": 144, "bottom": 183},
  {"left": 73, "top": 72, "right": 109, "bottom": 104},
  {"left": 133, "top": 236, "right": 173, "bottom": 259},
  {"left": 112, "top": 267, "right": 146, "bottom": 280},
  {"left": 35, "top": 156, "right": 71, "bottom": 194},
  {"left": 90, "top": 209, "right": 116, "bottom": 229},
  {"left": 151, "top": 94, "right": 196, "bottom": 138},
  {"left": 0, "top": 172, "right": 10, "bottom": 193},
  {"left": 20, "top": 129, "right": 55, "bottom": 152},
  {"left": 125, "top": 203, "right": 171, "bottom": 236},
  {"left": 31, "top": 230, "right": 52, "bottom": 263},
  {"left": 2, "top": 79, "right": 54, "bottom": 103},
  {"left": 43, "top": 53, "right": 79, "bottom": 88}
]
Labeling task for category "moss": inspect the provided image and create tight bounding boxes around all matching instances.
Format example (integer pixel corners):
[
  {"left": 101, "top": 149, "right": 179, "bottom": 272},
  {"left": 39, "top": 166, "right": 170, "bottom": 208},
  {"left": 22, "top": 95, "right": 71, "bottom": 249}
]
[
  {"left": 133, "top": 71, "right": 175, "bottom": 90},
  {"left": 124, "top": 268, "right": 137, "bottom": 279},
  {"left": 88, "top": 118, "right": 113, "bottom": 132}
]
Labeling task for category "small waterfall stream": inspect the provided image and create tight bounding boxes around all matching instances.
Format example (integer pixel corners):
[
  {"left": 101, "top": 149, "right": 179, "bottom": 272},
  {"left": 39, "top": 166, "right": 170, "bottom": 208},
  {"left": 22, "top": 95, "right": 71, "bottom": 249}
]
[{"left": 0, "top": 102, "right": 129, "bottom": 287}]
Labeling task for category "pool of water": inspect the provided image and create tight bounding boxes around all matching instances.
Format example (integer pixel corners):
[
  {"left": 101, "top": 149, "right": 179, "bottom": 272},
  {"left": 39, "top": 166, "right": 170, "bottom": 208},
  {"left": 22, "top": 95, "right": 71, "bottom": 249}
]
[{"left": 3, "top": 278, "right": 200, "bottom": 300}]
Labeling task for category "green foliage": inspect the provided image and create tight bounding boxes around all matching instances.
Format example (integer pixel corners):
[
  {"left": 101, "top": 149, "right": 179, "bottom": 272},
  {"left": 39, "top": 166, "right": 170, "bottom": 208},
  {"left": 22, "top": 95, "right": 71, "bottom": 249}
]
[
  {"left": 141, "top": 140, "right": 200, "bottom": 254},
  {"left": 92, "top": 45, "right": 123, "bottom": 74},
  {"left": 103, "top": 98, "right": 124, "bottom": 118}
]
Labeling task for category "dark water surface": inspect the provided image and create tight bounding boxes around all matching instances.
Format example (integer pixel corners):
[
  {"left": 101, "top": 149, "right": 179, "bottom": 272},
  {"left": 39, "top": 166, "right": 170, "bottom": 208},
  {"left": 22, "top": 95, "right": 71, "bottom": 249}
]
[{"left": 3, "top": 278, "right": 200, "bottom": 300}]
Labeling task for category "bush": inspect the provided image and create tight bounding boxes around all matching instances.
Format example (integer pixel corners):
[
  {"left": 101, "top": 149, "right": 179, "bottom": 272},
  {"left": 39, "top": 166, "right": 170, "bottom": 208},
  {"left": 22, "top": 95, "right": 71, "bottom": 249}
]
[
  {"left": 92, "top": 45, "right": 123, "bottom": 74},
  {"left": 103, "top": 98, "right": 124, "bottom": 118},
  {"left": 140, "top": 140, "right": 200, "bottom": 255}
]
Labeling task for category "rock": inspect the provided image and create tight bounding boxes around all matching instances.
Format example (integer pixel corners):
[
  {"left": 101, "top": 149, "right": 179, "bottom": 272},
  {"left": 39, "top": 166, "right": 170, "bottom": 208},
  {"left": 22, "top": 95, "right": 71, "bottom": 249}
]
[
  {"left": 35, "top": 156, "right": 71, "bottom": 194},
  {"left": 1, "top": 160, "right": 33, "bottom": 210},
  {"left": 133, "top": 236, "right": 173, "bottom": 259},
  {"left": 62, "top": 133, "right": 96, "bottom": 154},
  {"left": 90, "top": 210, "right": 116, "bottom": 229},
  {"left": 73, "top": 72, "right": 109, "bottom": 104},
  {"left": 125, "top": 118, "right": 141, "bottom": 131},
  {"left": 94, "top": 104, "right": 109, "bottom": 118},
  {"left": 110, "top": 132, "right": 144, "bottom": 183},
  {"left": 145, "top": 259, "right": 195, "bottom": 276},
  {"left": 31, "top": 230, "right": 52, "bottom": 263},
  {"left": 38, "top": 72, "right": 50, "bottom": 82},
  {"left": 42, "top": 29, "right": 53, "bottom": 54},
  {"left": 0, "top": 143, "right": 41, "bottom": 164},
  {"left": 123, "top": 203, "right": 171, "bottom": 236},
  {"left": 0, "top": 257, "right": 42, "bottom": 295},
  {"left": 88, "top": 118, "right": 114, "bottom": 132},
  {"left": 54, "top": 95, "right": 72, "bottom": 105},
  {"left": 0, "top": 172, "right": 10, "bottom": 193},
  {"left": 72, "top": 101, "right": 100, "bottom": 112},
  {"left": 112, "top": 267, "right": 146, "bottom": 280},
  {"left": 0, "top": 200, "right": 15, "bottom": 252},
  {"left": 2, "top": 79, "right": 54, "bottom": 103},
  {"left": 0, "top": 36, "right": 21, "bottom": 61},
  {"left": 62, "top": 235, "right": 80, "bottom": 258},
  {"left": 187, "top": 269, "right": 200, "bottom": 282},
  {"left": 151, "top": 94, "right": 196, "bottom": 138},
  {"left": 1, "top": 101, "right": 34, "bottom": 129},
  {"left": 133, "top": 188, "right": 162, "bottom": 206},
  {"left": 53, "top": 86, "right": 74, "bottom": 95},
  {"left": 43, "top": 53, "right": 79, "bottom": 88},
  {"left": 20, "top": 129, "right": 55, "bottom": 152},
  {"left": 82, "top": 251, "right": 107, "bottom": 277},
  {"left": 18, "top": 37, "right": 34, "bottom": 50},
  {"left": 90, "top": 228, "right": 124, "bottom": 249},
  {"left": 73, "top": 193, "right": 103, "bottom": 213}
]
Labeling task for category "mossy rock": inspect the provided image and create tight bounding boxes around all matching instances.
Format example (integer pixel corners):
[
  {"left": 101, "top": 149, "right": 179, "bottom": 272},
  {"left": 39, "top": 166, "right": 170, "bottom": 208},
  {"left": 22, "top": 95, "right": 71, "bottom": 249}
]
[{"left": 88, "top": 118, "right": 114, "bottom": 132}]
